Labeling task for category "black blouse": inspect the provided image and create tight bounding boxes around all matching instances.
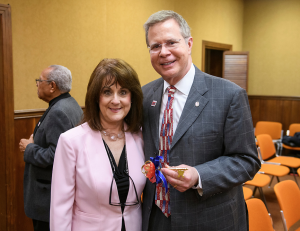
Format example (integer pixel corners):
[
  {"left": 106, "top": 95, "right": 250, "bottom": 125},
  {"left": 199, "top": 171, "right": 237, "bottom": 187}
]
[{"left": 103, "top": 140, "right": 129, "bottom": 231}]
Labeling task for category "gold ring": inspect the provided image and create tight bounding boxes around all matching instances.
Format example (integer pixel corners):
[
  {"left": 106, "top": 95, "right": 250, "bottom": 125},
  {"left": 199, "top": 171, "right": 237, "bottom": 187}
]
[{"left": 174, "top": 185, "right": 177, "bottom": 188}]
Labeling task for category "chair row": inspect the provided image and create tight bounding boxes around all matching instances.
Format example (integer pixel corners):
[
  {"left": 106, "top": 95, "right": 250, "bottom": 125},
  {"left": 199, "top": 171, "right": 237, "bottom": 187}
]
[
  {"left": 244, "top": 133, "right": 300, "bottom": 212},
  {"left": 255, "top": 121, "right": 300, "bottom": 154},
  {"left": 245, "top": 121, "right": 300, "bottom": 230},
  {"left": 255, "top": 121, "right": 300, "bottom": 140},
  {"left": 246, "top": 180, "right": 300, "bottom": 231},
  {"left": 257, "top": 134, "right": 300, "bottom": 185}
]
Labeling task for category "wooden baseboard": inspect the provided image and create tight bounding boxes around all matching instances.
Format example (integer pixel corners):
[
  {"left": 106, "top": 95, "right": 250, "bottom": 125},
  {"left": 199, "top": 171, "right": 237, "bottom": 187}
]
[
  {"left": 14, "top": 106, "right": 85, "bottom": 119},
  {"left": 248, "top": 95, "right": 300, "bottom": 101},
  {"left": 14, "top": 108, "right": 46, "bottom": 119}
]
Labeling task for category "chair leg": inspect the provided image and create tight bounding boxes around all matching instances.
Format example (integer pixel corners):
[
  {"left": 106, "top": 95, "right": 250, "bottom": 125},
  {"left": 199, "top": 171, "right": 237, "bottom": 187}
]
[
  {"left": 280, "top": 142, "right": 283, "bottom": 156},
  {"left": 276, "top": 142, "right": 281, "bottom": 156},
  {"left": 291, "top": 168, "right": 300, "bottom": 187},
  {"left": 258, "top": 187, "right": 269, "bottom": 212},
  {"left": 269, "top": 176, "right": 274, "bottom": 187},
  {"left": 253, "top": 186, "right": 257, "bottom": 195},
  {"left": 280, "top": 210, "right": 288, "bottom": 231},
  {"left": 276, "top": 176, "right": 280, "bottom": 183}
]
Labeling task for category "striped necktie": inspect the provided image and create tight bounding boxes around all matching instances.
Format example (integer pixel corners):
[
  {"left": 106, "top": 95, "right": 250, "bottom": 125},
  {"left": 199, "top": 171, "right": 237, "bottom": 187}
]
[{"left": 155, "top": 85, "right": 176, "bottom": 217}]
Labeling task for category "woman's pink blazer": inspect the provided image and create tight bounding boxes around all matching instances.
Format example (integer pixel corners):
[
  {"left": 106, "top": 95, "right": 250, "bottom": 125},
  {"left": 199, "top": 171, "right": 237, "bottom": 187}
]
[{"left": 50, "top": 122, "right": 146, "bottom": 231}]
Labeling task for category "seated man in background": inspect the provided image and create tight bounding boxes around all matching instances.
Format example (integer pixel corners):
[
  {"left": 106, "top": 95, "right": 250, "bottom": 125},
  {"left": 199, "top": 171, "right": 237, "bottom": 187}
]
[{"left": 19, "top": 65, "right": 83, "bottom": 231}]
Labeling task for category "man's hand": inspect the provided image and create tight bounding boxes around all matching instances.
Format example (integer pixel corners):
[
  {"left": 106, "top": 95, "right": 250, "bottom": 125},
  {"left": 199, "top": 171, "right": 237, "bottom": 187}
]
[
  {"left": 161, "top": 164, "right": 199, "bottom": 192},
  {"left": 19, "top": 134, "right": 34, "bottom": 152}
]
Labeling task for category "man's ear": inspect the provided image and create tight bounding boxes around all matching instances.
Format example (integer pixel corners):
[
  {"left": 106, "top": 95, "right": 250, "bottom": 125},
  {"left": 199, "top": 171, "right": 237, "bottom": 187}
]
[
  {"left": 187, "top": 37, "right": 193, "bottom": 55},
  {"left": 49, "top": 81, "right": 58, "bottom": 93}
]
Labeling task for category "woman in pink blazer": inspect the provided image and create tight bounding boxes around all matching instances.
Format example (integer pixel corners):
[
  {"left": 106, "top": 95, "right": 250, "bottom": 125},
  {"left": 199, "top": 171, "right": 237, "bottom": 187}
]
[{"left": 50, "top": 59, "right": 146, "bottom": 231}]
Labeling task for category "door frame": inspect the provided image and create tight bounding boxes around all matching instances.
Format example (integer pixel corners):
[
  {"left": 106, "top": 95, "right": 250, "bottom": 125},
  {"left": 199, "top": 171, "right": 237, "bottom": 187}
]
[
  {"left": 202, "top": 40, "right": 232, "bottom": 72},
  {"left": 0, "top": 4, "right": 15, "bottom": 230}
]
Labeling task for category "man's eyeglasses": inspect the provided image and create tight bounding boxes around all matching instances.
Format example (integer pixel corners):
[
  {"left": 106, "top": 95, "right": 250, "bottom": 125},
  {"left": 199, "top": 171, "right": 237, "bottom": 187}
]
[
  {"left": 148, "top": 39, "right": 182, "bottom": 53},
  {"left": 109, "top": 172, "right": 140, "bottom": 207},
  {"left": 35, "top": 79, "right": 52, "bottom": 84}
]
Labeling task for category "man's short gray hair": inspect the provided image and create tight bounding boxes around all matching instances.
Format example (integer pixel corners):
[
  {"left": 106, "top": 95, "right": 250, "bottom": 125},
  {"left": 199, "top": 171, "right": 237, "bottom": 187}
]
[
  {"left": 47, "top": 65, "right": 72, "bottom": 93},
  {"left": 143, "top": 10, "right": 191, "bottom": 46}
]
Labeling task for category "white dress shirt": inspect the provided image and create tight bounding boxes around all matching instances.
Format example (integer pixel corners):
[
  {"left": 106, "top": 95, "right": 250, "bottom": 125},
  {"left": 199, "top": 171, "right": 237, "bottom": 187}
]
[{"left": 158, "top": 64, "right": 203, "bottom": 194}]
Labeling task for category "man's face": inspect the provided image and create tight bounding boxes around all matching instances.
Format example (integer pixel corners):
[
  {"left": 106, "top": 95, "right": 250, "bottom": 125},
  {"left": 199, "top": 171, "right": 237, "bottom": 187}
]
[
  {"left": 147, "top": 18, "right": 193, "bottom": 85},
  {"left": 36, "top": 68, "right": 53, "bottom": 102}
]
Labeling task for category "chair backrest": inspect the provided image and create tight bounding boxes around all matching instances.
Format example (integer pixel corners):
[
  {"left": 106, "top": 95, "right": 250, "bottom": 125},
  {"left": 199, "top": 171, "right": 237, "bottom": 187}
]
[
  {"left": 289, "top": 123, "right": 300, "bottom": 137},
  {"left": 243, "top": 186, "right": 253, "bottom": 200},
  {"left": 246, "top": 198, "right": 274, "bottom": 231},
  {"left": 257, "top": 134, "right": 277, "bottom": 160},
  {"left": 274, "top": 180, "right": 300, "bottom": 231},
  {"left": 255, "top": 121, "right": 282, "bottom": 140}
]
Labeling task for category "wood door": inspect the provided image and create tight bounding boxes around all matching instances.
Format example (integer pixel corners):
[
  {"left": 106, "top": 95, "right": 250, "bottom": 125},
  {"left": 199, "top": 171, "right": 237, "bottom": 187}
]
[
  {"left": 0, "top": 3, "right": 15, "bottom": 231},
  {"left": 223, "top": 51, "right": 249, "bottom": 92}
]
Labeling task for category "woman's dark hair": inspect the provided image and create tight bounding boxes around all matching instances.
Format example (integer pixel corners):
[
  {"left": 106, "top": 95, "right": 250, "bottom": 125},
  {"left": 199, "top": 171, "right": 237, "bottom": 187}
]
[{"left": 82, "top": 58, "right": 143, "bottom": 133}]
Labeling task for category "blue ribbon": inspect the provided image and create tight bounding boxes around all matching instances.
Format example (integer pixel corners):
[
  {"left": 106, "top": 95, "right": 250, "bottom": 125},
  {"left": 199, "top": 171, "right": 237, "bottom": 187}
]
[{"left": 150, "top": 156, "right": 168, "bottom": 193}]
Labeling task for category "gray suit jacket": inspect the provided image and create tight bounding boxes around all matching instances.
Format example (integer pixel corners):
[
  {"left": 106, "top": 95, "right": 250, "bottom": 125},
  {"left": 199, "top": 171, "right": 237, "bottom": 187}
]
[
  {"left": 142, "top": 66, "right": 260, "bottom": 231},
  {"left": 23, "top": 96, "right": 83, "bottom": 222}
]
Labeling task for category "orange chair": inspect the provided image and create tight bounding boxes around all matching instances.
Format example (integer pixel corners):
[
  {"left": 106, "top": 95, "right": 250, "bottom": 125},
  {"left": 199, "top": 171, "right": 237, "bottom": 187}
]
[
  {"left": 246, "top": 198, "right": 274, "bottom": 231},
  {"left": 282, "top": 123, "right": 300, "bottom": 152},
  {"left": 243, "top": 186, "right": 253, "bottom": 200},
  {"left": 244, "top": 173, "right": 271, "bottom": 211},
  {"left": 255, "top": 121, "right": 283, "bottom": 141},
  {"left": 255, "top": 121, "right": 283, "bottom": 154},
  {"left": 257, "top": 134, "right": 300, "bottom": 186},
  {"left": 274, "top": 180, "right": 300, "bottom": 231},
  {"left": 258, "top": 147, "right": 290, "bottom": 186}
]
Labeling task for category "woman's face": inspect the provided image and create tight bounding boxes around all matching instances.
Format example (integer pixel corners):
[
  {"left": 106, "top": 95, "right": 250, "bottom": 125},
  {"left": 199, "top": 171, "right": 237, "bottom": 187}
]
[{"left": 99, "top": 81, "right": 131, "bottom": 128}]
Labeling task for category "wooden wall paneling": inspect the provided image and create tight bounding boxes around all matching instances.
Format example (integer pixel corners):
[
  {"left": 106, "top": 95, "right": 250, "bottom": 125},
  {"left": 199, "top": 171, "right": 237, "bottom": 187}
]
[
  {"left": 281, "top": 100, "right": 292, "bottom": 133},
  {"left": 290, "top": 100, "right": 300, "bottom": 125},
  {"left": 12, "top": 108, "right": 83, "bottom": 230},
  {"left": 14, "top": 118, "right": 39, "bottom": 231},
  {"left": 248, "top": 96, "right": 300, "bottom": 133},
  {"left": 248, "top": 98, "right": 260, "bottom": 127},
  {"left": 259, "top": 98, "right": 282, "bottom": 122},
  {"left": 14, "top": 111, "right": 43, "bottom": 231},
  {"left": 0, "top": 4, "right": 14, "bottom": 231}
]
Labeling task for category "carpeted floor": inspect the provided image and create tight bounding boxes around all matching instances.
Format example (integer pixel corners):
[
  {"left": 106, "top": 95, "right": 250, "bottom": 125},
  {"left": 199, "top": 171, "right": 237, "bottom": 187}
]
[{"left": 245, "top": 173, "right": 300, "bottom": 231}]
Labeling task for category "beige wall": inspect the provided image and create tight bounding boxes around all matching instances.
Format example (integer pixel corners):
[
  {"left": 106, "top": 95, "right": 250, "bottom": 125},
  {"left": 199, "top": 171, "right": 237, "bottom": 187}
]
[
  {"left": 174, "top": 0, "right": 244, "bottom": 66},
  {"left": 243, "top": 0, "right": 300, "bottom": 96},
  {"left": 1, "top": 0, "right": 244, "bottom": 110}
]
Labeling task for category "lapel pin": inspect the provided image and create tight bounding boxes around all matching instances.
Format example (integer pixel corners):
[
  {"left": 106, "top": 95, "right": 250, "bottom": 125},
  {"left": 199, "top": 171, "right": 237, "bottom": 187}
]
[
  {"left": 195, "top": 101, "right": 199, "bottom": 107},
  {"left": 151, "top": 100, "right": 157, "bottom": 107}
]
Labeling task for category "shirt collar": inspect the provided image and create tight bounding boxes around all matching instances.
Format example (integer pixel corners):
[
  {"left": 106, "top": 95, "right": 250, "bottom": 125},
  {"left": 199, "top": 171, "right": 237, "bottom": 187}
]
[
  {"left": 163, "top": 64, "right": 195, "bottom": 95},
  {"left": 48, "top": 92, "right": 71, "bottom": 107}
]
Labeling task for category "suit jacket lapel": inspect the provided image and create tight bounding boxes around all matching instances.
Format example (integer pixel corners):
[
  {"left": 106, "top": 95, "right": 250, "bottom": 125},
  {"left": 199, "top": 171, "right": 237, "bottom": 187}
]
[
  {"left": 171, "top": 68, "right": 209, "bottom": 149},
  {"left": 147, "top": 79, "right": 164, "bottom": 151}
]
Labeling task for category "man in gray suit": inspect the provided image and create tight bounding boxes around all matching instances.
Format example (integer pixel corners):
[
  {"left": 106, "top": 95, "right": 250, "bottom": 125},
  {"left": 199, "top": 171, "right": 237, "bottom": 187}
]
[
  {"left": 142, "top": 10, "right": 261, "bottom": 231},
  {"left": 19, "top": 65, "right": 83, "bottom": 231}
]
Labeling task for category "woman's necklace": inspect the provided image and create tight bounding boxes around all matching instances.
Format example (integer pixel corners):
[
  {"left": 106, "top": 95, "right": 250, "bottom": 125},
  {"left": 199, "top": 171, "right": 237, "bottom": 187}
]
[{"left": 101, "top": 130, "right": 125, "bottom": 141}]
